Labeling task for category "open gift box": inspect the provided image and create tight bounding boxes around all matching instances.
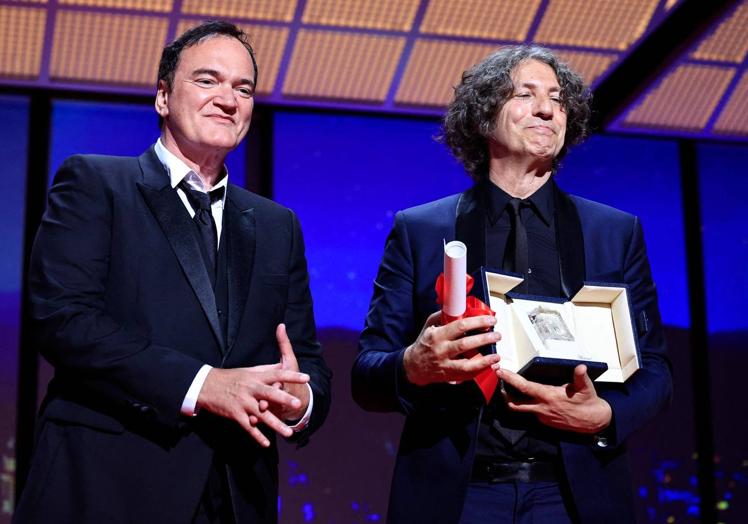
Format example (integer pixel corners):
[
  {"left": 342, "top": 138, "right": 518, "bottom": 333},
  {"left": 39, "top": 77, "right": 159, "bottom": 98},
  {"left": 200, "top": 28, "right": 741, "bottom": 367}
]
[{"left": 472, "top": 268, "right": 642, "bottom": 385}]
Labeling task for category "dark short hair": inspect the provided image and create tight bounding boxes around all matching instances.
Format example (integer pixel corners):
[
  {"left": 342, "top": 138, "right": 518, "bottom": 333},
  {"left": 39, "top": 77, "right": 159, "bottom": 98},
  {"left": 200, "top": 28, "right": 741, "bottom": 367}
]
[
  {"left": 441, "top": 45, "right": 591, "bottom": 180},
  {"left": 157, "top": 20, "right": 258, "bottom": 92}
]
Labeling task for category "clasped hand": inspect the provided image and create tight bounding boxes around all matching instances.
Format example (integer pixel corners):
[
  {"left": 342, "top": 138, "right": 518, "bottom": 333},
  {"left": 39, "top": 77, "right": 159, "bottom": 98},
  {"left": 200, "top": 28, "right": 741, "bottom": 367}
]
[
  {"left": 403, "top": 312, "right": 501, "bottom": 386},
  {"left": 197, "top": 324, "right": 310, "bottom": 447}
]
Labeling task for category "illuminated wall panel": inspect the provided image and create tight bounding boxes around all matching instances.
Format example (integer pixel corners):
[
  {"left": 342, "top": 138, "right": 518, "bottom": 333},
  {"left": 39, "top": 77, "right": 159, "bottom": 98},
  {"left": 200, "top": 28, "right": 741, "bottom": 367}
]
[
  {"left": 283, "top": 30, "right": 405, "bottom": 102},
  {"left": 553, "top": 50, "right": 619, "bottom": 87},
  {"left": 623, "top": 65, "right": 735, "bottom": 130},
  {"left": 713, "top": 71, "right": 748, "bottom": 136},
  {"left": 535, "top": 0, "right": 659, "bottom": 50},
  {"left": 691, "top": 1, "right": 748, "bottom": 63},
  {"left": 396, "top": 40, "right": 496, "bottom": 107},
  {"left": 50, "top": 11, "right": 167, "bottom": 85},
  {"left": 58, "top": 0, "right": 172, "bottom": 11},
  {"left": 420, "top": 0, "right": 541, "bottom": 40},
  {"left": 302, "top": 0, "right": 419, "bottom": 31},
  {"left": 181, "top": 0, "right": 297, "bottom": 22},
  {"left": 0, "top": 6, "right": 46, "bottom": 78}
]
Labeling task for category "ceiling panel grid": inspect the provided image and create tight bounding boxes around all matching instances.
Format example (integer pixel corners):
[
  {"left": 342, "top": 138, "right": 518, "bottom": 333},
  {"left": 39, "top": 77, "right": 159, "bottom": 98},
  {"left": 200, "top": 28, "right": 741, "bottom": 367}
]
[
  {"left": 0, "top": 0, "right": 745, "bottom": 141},
  {"left": 611, "top": 0, "right": 747, "bottom": 141}
]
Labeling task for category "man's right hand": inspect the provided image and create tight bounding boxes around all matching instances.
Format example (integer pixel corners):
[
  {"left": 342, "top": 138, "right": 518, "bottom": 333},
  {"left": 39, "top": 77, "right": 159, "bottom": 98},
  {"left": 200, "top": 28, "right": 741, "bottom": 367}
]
[
  {"left": 197, "top": 366, "right": 310, "bottom": 447},
  {"left": 402, "top": 312, "right": 501, "bottom": 386}
]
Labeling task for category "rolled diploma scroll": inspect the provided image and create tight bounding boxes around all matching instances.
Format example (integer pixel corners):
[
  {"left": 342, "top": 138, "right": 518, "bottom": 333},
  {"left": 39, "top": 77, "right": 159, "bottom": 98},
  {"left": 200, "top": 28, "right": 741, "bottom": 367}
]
[{"left": 443, "top": 240, "right": 467, "bottom": 320}]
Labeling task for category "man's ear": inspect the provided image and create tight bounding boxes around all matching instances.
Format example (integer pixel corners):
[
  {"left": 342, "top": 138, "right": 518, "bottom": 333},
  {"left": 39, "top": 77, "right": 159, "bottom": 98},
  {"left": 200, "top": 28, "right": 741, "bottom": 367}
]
[{"left": 155, "top": 79, "right": 169, "bottom": 118}]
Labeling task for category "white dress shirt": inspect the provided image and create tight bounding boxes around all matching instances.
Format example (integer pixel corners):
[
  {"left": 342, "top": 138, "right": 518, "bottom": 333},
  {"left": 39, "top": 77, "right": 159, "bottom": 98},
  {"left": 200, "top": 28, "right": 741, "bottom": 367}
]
[{"left": 154, "top": 139, "right": 313, "bottom": 430}]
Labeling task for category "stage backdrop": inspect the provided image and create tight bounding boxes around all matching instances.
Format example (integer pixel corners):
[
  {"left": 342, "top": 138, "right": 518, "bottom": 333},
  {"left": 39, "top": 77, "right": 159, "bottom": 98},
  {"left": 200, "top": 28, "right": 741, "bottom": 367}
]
[{"left": 2, "top": 99, "right": 745, "bottom": 523}]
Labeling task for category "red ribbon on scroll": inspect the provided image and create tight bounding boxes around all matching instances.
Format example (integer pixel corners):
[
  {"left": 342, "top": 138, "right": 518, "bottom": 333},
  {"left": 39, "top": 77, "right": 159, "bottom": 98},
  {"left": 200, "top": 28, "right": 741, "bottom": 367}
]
[{"left": 435, "top": 273, "right": 498, "bottom": 403}]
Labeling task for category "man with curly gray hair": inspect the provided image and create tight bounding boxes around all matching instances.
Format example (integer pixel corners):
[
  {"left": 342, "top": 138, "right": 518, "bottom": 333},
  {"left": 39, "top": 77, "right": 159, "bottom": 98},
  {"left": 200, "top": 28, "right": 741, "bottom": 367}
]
[{"left": 354, "top": 46, "right": 671, "bottom": 523}]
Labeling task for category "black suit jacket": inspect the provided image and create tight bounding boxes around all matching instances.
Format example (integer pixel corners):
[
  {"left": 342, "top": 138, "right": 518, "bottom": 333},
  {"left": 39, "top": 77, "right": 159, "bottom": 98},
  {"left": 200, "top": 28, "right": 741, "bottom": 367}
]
[
  {"left": 16, "top": 148, "right": 331, "bottom": 523},
  {"left": 353, "top": 182, "right": 672, "bottom": 523}
]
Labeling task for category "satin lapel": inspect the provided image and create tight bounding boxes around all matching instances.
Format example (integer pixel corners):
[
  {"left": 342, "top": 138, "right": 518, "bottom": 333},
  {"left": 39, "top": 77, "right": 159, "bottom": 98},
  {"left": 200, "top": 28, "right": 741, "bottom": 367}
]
[
  {"left": 224, "top": 198, "right": 256, "bottom": 353},
  {"left": 553, "top": 181, "right": 586, "bottom": 299},
  {"left": 455, "top": 185, "right": 488, "bottom": 272},
  {"left": 136, "top": 149, "right": 225, "bottom": 351}
]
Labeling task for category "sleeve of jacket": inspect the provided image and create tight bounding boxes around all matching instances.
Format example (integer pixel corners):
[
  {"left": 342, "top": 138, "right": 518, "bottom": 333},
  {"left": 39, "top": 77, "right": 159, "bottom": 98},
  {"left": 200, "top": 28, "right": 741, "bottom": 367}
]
[
  {"left": 29, "top": 155, "right": 205, "bottom": 429},
  {"left": 351, "top": 211, "right": 429, "bottom": 415},
  {"left": 598, "top": 216, "right": 673, "bottom": 447},
  {"left": 283, "top": 211, "right": 332, "bottom": 445}
]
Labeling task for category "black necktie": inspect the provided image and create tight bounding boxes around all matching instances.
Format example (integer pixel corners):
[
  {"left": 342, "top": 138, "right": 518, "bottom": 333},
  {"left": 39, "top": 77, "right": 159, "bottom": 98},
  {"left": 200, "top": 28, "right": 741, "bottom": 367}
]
[
  {"left": 486, "top": 197, "right": 531, "bottom": 446},
  {"left": 504, "top": 198, "right": 529, "bottom": 293},
  {"left": 179, "top": 181, "right": 224, "bottom": 276}
]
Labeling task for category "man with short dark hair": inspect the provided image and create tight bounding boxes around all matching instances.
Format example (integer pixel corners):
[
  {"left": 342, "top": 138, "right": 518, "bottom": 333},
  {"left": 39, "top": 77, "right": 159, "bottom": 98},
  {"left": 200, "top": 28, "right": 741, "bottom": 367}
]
[
  {"left": 353, "top": 46, "right": 671, "bottom": 523},
  {"left": 15, "top": 21, "right": 331, "bottom": 524}
]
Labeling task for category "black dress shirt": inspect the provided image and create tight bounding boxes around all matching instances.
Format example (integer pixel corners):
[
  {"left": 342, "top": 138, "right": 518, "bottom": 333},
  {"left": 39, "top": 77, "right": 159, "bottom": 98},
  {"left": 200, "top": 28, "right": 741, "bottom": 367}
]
[{"left": 475, "top": 178, "right": 564, "bottom": 462}]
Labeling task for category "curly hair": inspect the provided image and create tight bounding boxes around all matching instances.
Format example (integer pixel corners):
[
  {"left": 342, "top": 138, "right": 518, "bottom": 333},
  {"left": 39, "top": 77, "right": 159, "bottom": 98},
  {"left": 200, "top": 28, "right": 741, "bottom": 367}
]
[{"left": 441, "top": 45, "right": 591, "bottom": 180}]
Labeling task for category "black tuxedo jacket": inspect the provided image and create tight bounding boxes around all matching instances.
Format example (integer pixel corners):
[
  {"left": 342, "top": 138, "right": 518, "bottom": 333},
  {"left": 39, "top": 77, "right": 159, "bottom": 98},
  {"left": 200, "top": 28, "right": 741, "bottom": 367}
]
[
  {"left": 16, "top": 148, "right": 331, "bottom": 523},
  {"left": 353, "top": 181, "right": 672, "bottom": 523}
]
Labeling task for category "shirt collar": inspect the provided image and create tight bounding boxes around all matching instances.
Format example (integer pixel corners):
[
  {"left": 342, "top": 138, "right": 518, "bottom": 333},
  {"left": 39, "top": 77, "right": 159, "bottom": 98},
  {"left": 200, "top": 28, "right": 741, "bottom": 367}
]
[
  {"left": 485, "top": 177, "right": 554, "bottom": 226},
  {"left": 154, "top": 138, "right": 229, "bottom": 203}
]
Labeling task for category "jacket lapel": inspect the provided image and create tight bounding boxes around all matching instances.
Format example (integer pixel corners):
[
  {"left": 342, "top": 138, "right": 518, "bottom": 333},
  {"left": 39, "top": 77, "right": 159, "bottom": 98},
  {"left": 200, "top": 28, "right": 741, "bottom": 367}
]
[
  {"left": 553, "top": 181, "right": 586, "bottom": 299},
  {"left": 136, "top": 148, "right": 225, "bottom": 351},
  {"left": 455, "top": 184, "right": 488, "bottom": 272},
  {"left": 223, "top": 198, "right": 256, "bottom": 353}
]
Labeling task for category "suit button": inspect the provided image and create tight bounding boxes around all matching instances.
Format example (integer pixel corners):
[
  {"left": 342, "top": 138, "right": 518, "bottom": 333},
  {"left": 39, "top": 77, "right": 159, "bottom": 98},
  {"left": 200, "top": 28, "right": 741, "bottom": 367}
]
[
  {"left": 139, "top": 405, "right": 156, "bottom": 419},
  {"left": 217, "top": 308, "right": 223, "bottom": 316}
]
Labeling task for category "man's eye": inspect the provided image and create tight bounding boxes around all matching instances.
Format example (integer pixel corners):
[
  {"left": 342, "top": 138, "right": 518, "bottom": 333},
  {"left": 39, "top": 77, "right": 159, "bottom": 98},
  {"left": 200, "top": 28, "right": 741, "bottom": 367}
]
[
  {"left": 236, "top": 87, "right": 254, "bottom": 98},
  {"left": 195, "top": 78, "right": 216, "bottom": 87},
  {"left": 515, "top": 93, "right": 531, "bottom": 98}
]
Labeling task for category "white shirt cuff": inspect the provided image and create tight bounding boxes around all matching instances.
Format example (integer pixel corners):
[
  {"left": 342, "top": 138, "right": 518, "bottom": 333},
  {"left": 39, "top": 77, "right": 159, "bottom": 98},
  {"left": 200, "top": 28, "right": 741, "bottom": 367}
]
[
  {"left": 181, "top": 366, "right": 313, "bottom": 429},
  {"left": 181, "top": 364, "right": 213, "bottom": 417},
  {"left": 289, "top": 383, "right": 314, "bottom": 432}
]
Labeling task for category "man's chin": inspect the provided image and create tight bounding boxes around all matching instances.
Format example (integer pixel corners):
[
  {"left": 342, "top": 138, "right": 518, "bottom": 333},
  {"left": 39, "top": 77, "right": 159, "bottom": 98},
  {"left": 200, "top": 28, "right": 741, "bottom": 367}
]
[
  {"left": 529, "top": 148, "right": 555, "bottom": 161},
  {"left": 202, "top": 134, "right": 242, "bottom": 151}
]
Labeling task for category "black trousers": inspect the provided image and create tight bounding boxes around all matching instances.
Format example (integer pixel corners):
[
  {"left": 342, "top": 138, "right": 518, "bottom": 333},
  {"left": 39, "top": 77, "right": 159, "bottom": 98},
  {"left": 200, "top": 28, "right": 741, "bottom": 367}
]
[{"left": 192, "top": 459, "right": 235, "bottom": 524}]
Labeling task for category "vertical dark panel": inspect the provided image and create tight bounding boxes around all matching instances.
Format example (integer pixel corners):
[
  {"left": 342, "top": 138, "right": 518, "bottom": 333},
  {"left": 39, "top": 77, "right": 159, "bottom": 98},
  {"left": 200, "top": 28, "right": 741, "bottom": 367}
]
[
  {"left": 697, "top": 141, "right": 748, "bottom": 522},
  {"left": 244, "top": 104, "right": 273, "bottom": 198},
  {"left": 679, "top": 139, "right": 716, "bottom": 524},
  {"left": 15, "top": 94, "right": 51, "bottom": 503},
  {"left": 0, "top": 95, "right": 30, "bottom": 523}
]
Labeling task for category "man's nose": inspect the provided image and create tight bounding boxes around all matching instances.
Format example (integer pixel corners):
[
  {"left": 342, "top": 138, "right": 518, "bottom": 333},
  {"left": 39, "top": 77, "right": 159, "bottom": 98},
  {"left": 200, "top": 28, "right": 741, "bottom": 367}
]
[
  {"left": 533, "top": 95, "right": 553, "bottom": 119},
  {"left": 214, "top": 85, "right": 238, "bottom": 111}
]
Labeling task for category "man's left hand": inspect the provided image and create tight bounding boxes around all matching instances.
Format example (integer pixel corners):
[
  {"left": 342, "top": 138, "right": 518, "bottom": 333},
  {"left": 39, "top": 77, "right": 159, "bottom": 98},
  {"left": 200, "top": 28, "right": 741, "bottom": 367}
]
[{"left": 498, "top": 364, "right": 612, "bottom": 434}]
